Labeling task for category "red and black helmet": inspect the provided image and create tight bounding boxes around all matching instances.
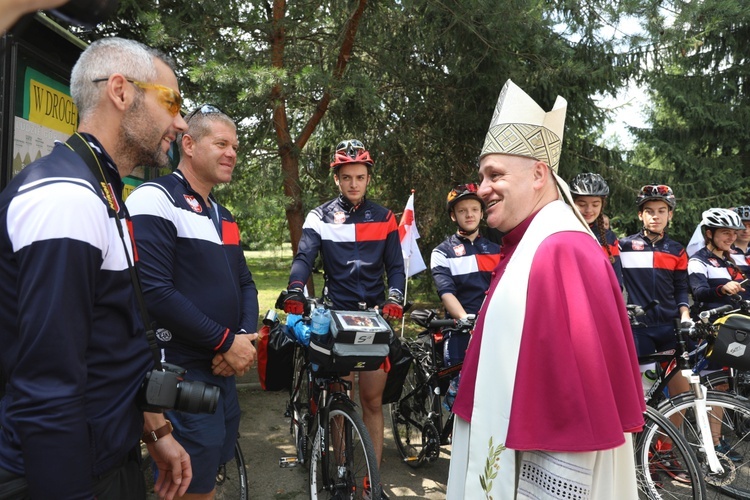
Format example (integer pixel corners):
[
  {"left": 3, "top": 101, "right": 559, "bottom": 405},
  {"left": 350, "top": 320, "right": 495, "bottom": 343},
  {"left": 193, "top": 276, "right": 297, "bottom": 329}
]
[
  {"left": 330, "top": 139, "right": 374, "bottom": 169},
  {"left": 446, "top": 183, "right": 484, "bottom": 214},
  {"left": 637, "top": 184, "right": 676, "bottom": 210}
]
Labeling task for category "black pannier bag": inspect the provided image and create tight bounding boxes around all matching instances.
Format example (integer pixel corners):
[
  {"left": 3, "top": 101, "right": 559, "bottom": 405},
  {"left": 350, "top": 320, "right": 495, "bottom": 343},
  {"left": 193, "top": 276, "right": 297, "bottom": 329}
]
[
  {"left": 382, "top": 333, "right": 413, "bottom": 404},
  {"left": 708, "top": 313, "right": 750, "bottom": 371},
  {"left": 256, "top": 321, "right": 294, "bottom": 391}
]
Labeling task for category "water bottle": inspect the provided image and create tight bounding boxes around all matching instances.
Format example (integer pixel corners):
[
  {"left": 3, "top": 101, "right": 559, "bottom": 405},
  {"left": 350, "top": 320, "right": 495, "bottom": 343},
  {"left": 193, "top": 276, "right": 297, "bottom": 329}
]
[
  {"left": 309, "top": 306, "right": 331, "bottom": 372},
  {"left": 310, "top": 306, "right": 331, "bottom": 344},
  {"left": 287, "top": 314, "right": 310, "bottom": 346},
  {"left": 443, "top": 374, "right": 460, "bottom": 412},
  {"left": 641, "top": 364, "right": 658, "bottom": 394}
]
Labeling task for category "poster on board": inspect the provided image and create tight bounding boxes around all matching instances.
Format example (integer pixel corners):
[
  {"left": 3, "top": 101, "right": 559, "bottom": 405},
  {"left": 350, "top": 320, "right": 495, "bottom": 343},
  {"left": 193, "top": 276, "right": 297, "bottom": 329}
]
[{"left": 12, "top": 66, "right": 76, "bottom": 175}]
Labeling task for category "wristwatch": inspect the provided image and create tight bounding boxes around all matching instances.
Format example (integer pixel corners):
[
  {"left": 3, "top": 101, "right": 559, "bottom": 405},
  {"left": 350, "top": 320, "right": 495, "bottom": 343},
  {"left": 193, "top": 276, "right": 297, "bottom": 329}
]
[{"left": 141, "top": 420, "right": 173, "bottom": 443}]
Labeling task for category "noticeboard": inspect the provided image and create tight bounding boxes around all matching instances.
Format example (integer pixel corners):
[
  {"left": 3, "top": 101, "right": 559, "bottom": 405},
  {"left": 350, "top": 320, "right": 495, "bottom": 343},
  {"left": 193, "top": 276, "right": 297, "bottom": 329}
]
[
  {"left": 11, "top": 52, "right": 78, "bottom": 177},
  {"left": 1, "top": 15, "right": 146, "bottom": 195}
]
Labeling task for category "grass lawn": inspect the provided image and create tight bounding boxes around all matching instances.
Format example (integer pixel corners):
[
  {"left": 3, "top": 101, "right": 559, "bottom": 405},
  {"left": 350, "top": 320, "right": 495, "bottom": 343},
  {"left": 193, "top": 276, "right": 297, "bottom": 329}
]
[{"left": 246, "top": 245, "right": 441, "bottom": 337}]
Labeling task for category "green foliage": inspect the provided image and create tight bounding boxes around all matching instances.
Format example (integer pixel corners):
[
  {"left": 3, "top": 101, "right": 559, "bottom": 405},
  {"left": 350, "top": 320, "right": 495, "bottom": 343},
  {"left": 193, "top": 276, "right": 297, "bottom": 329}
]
[
  {"left": 77, "top": 0, "right": 660, "bottom": 249},
  {"left": 628, "top": 0, "right": 750, "bottom": 243}
]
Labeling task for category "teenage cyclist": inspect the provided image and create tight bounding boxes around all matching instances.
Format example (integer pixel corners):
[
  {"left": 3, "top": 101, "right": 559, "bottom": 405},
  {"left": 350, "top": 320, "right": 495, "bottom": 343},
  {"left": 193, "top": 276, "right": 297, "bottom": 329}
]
[
  {"left": 734, "top": 206, "right": 750, "bottom": 255},
  {"left": 619, "top": 185, "right": 692, "bottom": 402},
  {"left": 430, "top": 183, "right": 501, "bottom": 409},
  {"left": 283, "top": 139, "right": 405, "bottom": 491},
  {"left": 687, "top": 208, "right": 747, "bottom": 461},
  {"left": 569, "top": 172, "right": 623, "bottom": 287},
  {"left": 688, "top": 208, "right": 749, "bottom": 314}
]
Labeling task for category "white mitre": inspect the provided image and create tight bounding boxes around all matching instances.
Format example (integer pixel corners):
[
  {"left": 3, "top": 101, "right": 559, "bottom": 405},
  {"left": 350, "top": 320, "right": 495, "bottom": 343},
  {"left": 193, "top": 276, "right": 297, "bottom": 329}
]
[
  {"left": 480, "top": 79, "right": 566, "bottom": 171},
  {"left": 481, "top": 79, "right": 591, "bottom": 232}
]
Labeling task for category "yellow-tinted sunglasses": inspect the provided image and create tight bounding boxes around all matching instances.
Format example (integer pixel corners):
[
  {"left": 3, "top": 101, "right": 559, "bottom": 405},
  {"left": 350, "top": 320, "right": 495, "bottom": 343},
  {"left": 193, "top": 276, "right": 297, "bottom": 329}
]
[{"left": 92, "top": 77, "right": 183, "bottom": 116}]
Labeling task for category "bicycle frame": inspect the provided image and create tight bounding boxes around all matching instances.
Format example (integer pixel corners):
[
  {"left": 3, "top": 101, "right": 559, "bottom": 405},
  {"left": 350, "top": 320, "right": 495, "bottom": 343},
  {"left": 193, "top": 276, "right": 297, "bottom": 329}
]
[
  {"left": 406, "top": 328, "right": 464, "bottom": 446},
  {"left": 640, "top": 320, "right": 726, "bottom": 475}
]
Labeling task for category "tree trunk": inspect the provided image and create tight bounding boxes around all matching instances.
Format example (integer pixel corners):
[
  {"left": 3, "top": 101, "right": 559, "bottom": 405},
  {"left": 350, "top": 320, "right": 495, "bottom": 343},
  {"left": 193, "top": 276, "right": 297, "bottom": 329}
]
[{"left": 271, "top": 0, "right": 369, "bottom": 297}]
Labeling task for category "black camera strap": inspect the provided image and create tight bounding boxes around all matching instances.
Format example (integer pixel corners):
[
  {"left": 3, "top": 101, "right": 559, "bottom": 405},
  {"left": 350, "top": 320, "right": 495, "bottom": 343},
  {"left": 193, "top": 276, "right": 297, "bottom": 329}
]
[{"left": 64, "top": 133, "right": 163, "bottom": 371}]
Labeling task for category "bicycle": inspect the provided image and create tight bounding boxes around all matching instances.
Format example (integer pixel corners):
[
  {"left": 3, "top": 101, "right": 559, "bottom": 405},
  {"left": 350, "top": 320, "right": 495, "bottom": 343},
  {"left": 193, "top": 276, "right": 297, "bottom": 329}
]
[
  {"left": 632, "top": 302, "right": 750, "bottom": 498},
  {"left": 276, "top": 297, "right": 385, "bottom": 499},
  {"left": 140, "top": 436, "right": 248, "bottom": 500},
  {"left": 635, "top": 405, "right": 707, "bottom": 499},
  {"left": 388, "top": 309, "right": 471, "bottom": 468}
]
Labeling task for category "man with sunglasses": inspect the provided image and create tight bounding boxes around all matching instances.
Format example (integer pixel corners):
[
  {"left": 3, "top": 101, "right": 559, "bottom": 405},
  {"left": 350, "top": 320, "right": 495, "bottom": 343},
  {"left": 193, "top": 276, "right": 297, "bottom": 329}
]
[
  {"left": 126, "top": 105, "right": 258, "bottom": 500},
  {"left": 431, "top": 183, "right": 500, "bottom": 409},
  {"left": 283, "top": 139, "right": 405, "bottom": 488},
  {"left": 0, "top": 38, "right": 191, "bottom": 499}
]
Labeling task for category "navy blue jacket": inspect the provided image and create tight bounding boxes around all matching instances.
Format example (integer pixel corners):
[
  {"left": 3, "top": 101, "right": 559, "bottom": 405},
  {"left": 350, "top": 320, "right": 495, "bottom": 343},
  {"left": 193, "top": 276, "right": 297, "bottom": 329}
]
[
  {"left": 592, "top": 225, "right": 623, "bottom": 288},
  {"left": 0, "top": 137, "right": 152, "bottom": 498},
  {"left": 126, "top": 171, "right": 259, "bottom": 370},
  {"left": 619, "top": 232, "right": 689, "bottom": 327},
  {"left": 431, "top": 234, "right": 500, "bottom": 316},
  {"left": 289, "top": 195, "right": 405, "bottom": 310},
  {"left": 688, "top": 246, "right": 750, "bottom": 313}
]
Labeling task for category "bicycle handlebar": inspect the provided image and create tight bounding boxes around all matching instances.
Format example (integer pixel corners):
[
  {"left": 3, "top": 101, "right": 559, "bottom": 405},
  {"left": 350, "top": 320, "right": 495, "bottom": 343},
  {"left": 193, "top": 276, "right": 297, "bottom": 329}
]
[
  {"left": 428, "top": 315, "right": 476, "bottom": 330},
  {"left": 429, "top": 319, "right": 459, "bottom": 328},
  {"left": 699, "top": 304, "right": 736, "bottom": 323}
]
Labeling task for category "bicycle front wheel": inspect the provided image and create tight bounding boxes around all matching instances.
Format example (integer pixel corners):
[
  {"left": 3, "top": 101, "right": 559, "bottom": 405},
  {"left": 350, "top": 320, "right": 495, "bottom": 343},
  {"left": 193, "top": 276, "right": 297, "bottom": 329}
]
[
  {"left": 658, "top": 391, "right": 750, "bottom": 499},
  {"left": 214, "top": 439, "right": 249, "bottom": 500},
  {"left": 309, "top": 400, "right": 381, "bottom": 499},
  {"left": 389, "top": 359, "right": 437, "bottom": 468},
  {"left": 635, "top": 406, "right": 706, "bottom": 499}
]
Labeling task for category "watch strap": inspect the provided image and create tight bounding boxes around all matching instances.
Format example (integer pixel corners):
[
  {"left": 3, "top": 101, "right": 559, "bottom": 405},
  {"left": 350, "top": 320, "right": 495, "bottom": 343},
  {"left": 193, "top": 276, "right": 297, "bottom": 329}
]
[{"left": 141, "top": 420, "right": 173, "bottom": 443}]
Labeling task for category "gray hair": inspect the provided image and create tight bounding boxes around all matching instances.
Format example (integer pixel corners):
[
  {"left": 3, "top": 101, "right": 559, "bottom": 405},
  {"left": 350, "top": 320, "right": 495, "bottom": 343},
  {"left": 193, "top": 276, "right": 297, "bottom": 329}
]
[
  {"left": 70, "top": 37, "right": 177, "bottom": 120},
  {"left": 178, "top": 110, "right": 236, "bottom": 154}
]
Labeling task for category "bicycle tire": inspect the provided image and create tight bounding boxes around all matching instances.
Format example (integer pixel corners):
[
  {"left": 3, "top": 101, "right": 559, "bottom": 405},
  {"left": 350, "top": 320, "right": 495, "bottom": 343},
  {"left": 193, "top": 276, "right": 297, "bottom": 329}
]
[
  {"left": 309, "top": 400, "right": 382, "bottom": 499},
  {"left": 141, "top": 439, "right": 248, "bottom": 499},
  {"left": 389, "top": 357, "right": 435, "bottom": 468},
  {"left": 657, "top": 391, "right": 750, "bottom": 498},
  {"left": 290, "top": 344, "right": 312, "bottom": 467},
  {"left": 635, "top": 406, "right": 707, "bottom": 499},
  {"left": 215, "top": 440, "right": 249, "bottom": 500},
  {"left": 703, "top": 371, "right": 750, "bottom": 400}
]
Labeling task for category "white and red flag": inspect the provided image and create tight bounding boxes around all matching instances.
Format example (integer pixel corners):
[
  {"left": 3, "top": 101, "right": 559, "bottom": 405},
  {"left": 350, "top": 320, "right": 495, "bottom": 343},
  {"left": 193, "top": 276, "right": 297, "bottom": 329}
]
[{"left": 398, "top": 191, "right": 427, "bottom": 277}]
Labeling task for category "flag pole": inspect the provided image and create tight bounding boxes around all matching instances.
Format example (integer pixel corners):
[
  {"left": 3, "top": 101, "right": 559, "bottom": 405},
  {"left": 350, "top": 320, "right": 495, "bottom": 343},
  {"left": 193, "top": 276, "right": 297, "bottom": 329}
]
[
  {"left": 399, "top": 189, "right": 426, "bottom": 338},
  {"left": 400, "top": 257, "right": 411, "bottom": 338}
]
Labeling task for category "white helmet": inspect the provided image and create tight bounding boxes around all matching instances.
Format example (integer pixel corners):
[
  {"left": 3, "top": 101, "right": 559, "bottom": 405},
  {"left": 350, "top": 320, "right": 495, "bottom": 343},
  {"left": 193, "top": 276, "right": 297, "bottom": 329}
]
[{"left": 700, "top": 208, "right": 744, "bottom": 238}]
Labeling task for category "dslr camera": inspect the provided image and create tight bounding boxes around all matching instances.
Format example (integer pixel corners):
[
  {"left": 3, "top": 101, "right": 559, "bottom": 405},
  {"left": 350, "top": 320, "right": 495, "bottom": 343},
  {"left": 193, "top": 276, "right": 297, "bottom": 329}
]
[{"left": 138, "top": 363, "right": 220, "bottom": 414}]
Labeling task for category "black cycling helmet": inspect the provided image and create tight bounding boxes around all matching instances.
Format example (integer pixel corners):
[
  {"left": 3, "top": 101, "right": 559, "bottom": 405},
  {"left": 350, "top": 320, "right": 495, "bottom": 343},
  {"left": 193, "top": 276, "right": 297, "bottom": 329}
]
[
  {"left": 446, "top": 183, "right": 485, "bottom": 214},
  {"left": 637, "top": 184, "right": 676, "bottom": 210},
  {"left": 569, "top": 173, "right": 610, "bottom": 197},
  {"left": 734, "top": 206, "right": 750, "bottom": 222}
]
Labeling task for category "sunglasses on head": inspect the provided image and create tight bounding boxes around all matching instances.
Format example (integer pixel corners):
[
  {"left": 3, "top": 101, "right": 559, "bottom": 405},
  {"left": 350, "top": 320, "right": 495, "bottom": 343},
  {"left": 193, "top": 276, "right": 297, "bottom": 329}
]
[
  {"left": 640, "top": 184, "right": 673, "bottom": 197},
  {"left": 92, "top": 77, "right": 182, "bottom": 116},
  {"left": 457, "top": 183, "right": 478, "bottom": 193},
  {"left": 335, "top": 139, "right": 365, "bottom": 152},
  {"left": 184, "top": 104, "right": 228, "bottom": 123}
]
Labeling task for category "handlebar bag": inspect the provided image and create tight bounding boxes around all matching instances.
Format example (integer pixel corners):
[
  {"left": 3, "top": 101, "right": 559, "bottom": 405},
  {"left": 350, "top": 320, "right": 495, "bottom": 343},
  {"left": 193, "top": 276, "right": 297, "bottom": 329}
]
[
  {"left": 308, "top": 310, "right": 392, "bottom": 371},
  {"left": 329, "top": 310, "right": 391, "bottom": 344},
  {"left": 709, "top": 313, "right": 750, "bottom": 371},
  {"left": 308, "top": 337, "right": 389, "bottom": 371}
]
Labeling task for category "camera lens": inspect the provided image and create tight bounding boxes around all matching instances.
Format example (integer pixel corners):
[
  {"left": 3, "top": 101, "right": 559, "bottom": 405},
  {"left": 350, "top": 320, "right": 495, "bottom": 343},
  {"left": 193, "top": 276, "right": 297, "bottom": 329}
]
[{"left": 174, "top": 380, "right": 220, "bottom": 414}]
